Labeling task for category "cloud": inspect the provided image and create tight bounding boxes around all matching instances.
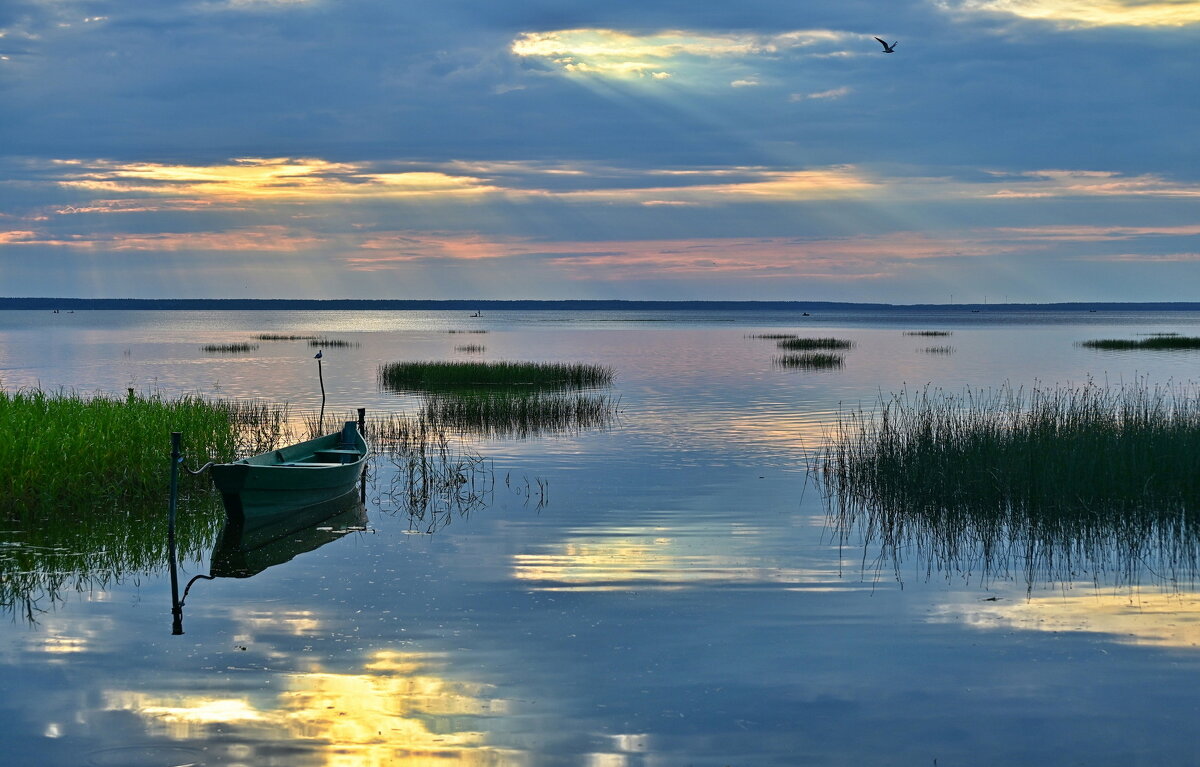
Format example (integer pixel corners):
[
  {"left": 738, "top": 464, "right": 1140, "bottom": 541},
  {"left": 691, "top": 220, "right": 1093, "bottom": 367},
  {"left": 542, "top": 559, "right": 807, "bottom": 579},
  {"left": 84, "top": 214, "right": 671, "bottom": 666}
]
[
  {"left": 511, "top": 28, "right": 851, "bottom": 82},
  {"left": 937, "top": 0, "right": 1200, "bottom": 27},
  {"left": 790, "top": 86, "right": 852, "bottom": 101}
]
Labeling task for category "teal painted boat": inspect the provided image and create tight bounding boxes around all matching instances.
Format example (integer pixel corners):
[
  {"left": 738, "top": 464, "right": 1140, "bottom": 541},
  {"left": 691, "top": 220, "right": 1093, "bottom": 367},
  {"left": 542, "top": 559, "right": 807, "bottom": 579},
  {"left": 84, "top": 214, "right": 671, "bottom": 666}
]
[{"left": 210, "top": 421, "right": 368, "bottom": 519}]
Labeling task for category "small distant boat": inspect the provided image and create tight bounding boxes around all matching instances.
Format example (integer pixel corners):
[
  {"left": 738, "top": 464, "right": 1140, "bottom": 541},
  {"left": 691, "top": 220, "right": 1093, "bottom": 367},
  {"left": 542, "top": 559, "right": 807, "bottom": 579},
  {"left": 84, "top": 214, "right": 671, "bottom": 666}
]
[
  {"left": 470, "top": 311, "right": 482, "bottom": 317},
  {"left": 210, "top": 421, "right": 368, "bottom": 519}
]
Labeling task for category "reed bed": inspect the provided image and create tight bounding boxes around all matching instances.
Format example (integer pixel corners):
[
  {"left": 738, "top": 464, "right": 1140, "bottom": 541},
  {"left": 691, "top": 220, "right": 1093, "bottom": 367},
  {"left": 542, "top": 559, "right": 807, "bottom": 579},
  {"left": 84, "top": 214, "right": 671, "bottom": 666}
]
[
  {"left": 776, "top": 337, "right": 854, "bottom": 351},
  {"left": 455, "top": 344, "right": 486, "bottom": 352},
  {"left": 819, "top": 380, "right": 1200, "bottom": 589},
  {"left": 1079, "top": 336, "right": 1200, "bottom": 350},
  {"left": 747, "top": 333, "right": 799, "bottom": 340},
  {"left": 308, "top": 338, "right": 360, "bottom": 349},
  {"left": 255, "top": 334, "right": 319, "bottom": 341},
  {"left": 1, "top": 390, "right": 235, "bottom": 510},
  {"left": 774, "top": 353, "right": 844, "bottom": 370},
  {"left": 904, "top": 330, "right": 952, "bottom": 336},
  {"left": 201, "top": 342, "right": 258, "bottom": 353},
  {"left": 378, "top": 360, "right": 614, "bottom": 391},
  {"left": 445, "top": 329, "right": 487, "bottom": 334},
  {"left": 921, "top": 346, "right": 955, "bottom": 354}
]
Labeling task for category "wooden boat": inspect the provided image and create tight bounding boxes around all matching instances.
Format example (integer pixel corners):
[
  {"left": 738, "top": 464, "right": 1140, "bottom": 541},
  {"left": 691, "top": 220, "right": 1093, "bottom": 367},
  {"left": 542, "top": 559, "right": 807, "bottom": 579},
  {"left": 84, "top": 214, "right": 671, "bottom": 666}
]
[{"left": 210, "top": 421, "right": 368, "bottom": 519}]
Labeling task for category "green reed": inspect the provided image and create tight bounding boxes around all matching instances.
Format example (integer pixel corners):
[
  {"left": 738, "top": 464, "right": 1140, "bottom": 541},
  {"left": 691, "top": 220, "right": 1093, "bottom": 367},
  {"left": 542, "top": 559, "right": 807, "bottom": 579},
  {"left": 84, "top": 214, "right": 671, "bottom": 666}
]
[
  {"left": 1079, "top": 336, "right": 1200, "bottom": 350},
  {"left": 455, "top": 344, "right": 486, "bottom": 352},
  {"left": 819, "top": 380, "right": 1200, "bottom": 590},
  {"left": 378, "top": 360, "right": 614, "bottom": 391},
  {"left": 255, "top": 333, "right": 319, "bottom": 341},
  {"left": 903, "top": 330, "right": 952, "bottom": 337},
  {"left": 774, "top": 353, "right": 844, "bottom": 369},
  {"left": 747, "top": 333, "right": 799, "bottom": 340},
  {"left": 921, "top": 346, "right": 955, "bottom": 354},
  {"left": 776, "top": 337, "right": 854, "bottom": 351},
  {"left": 201, "top": 342, "right": 258, "bottom": 353},
  {"left": 0, "top": 389, "right": 287, "bottom": 511}
]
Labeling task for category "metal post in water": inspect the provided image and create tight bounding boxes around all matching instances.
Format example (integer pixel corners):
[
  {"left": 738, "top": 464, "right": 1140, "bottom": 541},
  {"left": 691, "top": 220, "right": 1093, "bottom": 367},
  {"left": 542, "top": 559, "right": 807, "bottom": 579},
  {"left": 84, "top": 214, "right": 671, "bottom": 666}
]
[{"left": 168, "top": 432, "right": 184, "bottom": 635}]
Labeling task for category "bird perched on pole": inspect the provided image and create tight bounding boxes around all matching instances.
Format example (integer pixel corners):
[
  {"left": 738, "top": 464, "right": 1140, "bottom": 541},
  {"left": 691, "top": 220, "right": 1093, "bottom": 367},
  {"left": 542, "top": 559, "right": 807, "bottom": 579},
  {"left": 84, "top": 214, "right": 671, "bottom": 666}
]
[{"left": 314, "top": 349, "right": 323, "bottom": 359}]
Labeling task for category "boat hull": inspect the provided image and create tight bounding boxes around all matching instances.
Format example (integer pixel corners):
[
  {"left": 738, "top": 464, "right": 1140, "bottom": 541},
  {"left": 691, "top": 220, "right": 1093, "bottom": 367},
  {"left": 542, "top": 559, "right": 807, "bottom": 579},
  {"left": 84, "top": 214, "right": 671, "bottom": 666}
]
[{"left": 211, "top": 423, "right": 368, "bottom": 519}]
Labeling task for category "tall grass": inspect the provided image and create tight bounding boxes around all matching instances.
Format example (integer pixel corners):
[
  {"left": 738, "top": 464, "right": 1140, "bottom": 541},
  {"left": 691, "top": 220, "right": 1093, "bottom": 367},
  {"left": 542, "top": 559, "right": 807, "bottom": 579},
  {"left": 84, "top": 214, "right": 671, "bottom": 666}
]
[
  {"left": 1080, "top": 336, "right": 1200, "bottom": 350},
  {"left": 903, "top": 331, "right": 952, "bottom": 337},
  {"left": 0, "top": 390, "right": 240, "bottom": 510},
  {"left": 379, "top": 360, "right": 614, "bottom": 391},
  {"left": 819, "top": 381, "right": 1200, "bottom": 588},
  {"left": 255, "top": 334, "right": 319, "bottom": 341},
  {"left": 776, "top": 337, "right": 853, "bottom": 351}
]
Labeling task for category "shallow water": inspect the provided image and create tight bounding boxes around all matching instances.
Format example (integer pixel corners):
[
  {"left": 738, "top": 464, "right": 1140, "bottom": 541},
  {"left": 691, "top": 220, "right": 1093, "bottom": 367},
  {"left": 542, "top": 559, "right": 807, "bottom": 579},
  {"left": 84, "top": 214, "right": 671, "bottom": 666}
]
[{"left": 4, "top": 307, "right": 1200, "bottom": 765}]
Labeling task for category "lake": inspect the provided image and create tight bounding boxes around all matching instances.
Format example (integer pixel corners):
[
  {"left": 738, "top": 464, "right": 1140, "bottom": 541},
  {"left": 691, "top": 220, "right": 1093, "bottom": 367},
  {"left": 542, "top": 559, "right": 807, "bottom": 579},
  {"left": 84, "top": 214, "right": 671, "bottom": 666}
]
[{"left": 3, "top": 306, "right": 1200, "bottom": 766}]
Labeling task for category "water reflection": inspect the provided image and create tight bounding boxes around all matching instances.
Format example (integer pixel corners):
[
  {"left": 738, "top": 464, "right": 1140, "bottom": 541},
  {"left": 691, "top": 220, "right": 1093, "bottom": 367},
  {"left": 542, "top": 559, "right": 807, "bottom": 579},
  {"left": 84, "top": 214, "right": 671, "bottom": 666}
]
[
  {"left": 171, "top": 493, "right": 369, "bottom": 633},
  {"left": 103, "top": 651, "right": 517, "bottom": 765},
  {"left": 829, "top": 493, "right": 1200, "bottom": 595}
]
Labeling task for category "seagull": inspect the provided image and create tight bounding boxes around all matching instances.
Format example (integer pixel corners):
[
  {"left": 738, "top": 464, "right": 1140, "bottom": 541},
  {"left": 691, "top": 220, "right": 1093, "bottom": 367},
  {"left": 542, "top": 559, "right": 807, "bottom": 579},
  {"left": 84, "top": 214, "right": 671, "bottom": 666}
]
[
  {"left": 314, "top": 349, "right": 323, "bottom": 359},
  {"left": 874, "top": 37, "right": 897, "bottom": 53}
]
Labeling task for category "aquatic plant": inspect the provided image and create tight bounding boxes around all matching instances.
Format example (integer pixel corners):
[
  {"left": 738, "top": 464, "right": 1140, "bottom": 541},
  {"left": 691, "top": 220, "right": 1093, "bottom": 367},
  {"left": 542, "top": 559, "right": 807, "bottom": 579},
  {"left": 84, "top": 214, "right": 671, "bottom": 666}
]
[
  {"left": 903, "top": 331, "right": 952, "bottom": 337},
  {"left": 378, "top": 360, "right": 614, "bottom": 391},
  {"left": 201, "top": 342, "right": 258, "bottom": 353},
  {"left": 1079, "top": 336, "right": 1200, "bottom": 350},
  {"left": 774, "top": 353, "right": 844, "bottom": 369},
  {"left": 920, "top": 346, "right": 955, "bottom": 354},
  {"left": 818, "top": 380, "right": 1200, "bottom": 590},
  {"left": 455, "top": 344, "right": 486, "bottom": 352},
  {"left": 255, "top": 334, "right": 319, "bottom": 341},
  {"left": 776, "top": 337, "right": 853, "bottom": 351},
  {"left": 0, "top": 389, "right": 287, "bottom": 512},
  {"left": 747, "top": 333, "right": 799, "bottom": 340}
]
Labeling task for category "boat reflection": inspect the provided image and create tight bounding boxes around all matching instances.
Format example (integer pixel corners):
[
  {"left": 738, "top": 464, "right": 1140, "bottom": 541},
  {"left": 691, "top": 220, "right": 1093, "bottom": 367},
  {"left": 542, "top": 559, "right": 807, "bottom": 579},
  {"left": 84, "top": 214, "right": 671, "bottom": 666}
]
[{"left": 171, "top": 491, "right": 368, "bottom": 633}]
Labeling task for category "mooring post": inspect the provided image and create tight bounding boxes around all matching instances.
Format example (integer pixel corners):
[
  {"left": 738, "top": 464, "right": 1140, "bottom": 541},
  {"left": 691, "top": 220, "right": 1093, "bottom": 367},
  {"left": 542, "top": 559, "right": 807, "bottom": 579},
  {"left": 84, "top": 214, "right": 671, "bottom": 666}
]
[
  {"left": 358, "top": 407, "right": 368, "bottom": 502},
  {"left": 168, "top": 432, "right": 184, "bottom": 635}
]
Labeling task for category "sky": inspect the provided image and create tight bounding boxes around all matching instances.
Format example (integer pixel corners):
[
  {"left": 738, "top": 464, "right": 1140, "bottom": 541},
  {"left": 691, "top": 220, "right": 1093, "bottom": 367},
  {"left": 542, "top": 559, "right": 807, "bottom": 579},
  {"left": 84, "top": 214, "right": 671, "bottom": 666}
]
[{"left": 1, "top": 0, "right": 1198, "bottom": 302}]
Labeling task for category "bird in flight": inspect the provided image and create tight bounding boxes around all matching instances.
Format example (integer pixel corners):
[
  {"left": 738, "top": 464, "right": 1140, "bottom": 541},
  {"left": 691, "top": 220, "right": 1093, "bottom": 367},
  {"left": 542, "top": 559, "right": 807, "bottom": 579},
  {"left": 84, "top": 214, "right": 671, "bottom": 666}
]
[{"left": 874, "top": 37, "right": 897, "bottom": 53}]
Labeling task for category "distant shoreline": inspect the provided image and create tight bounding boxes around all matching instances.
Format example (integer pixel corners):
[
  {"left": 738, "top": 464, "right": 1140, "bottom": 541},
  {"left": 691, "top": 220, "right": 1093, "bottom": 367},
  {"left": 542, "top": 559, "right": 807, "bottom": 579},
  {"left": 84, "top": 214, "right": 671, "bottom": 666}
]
[{"left": 4, "top": 298, "right": 1200, "bottom": 312}]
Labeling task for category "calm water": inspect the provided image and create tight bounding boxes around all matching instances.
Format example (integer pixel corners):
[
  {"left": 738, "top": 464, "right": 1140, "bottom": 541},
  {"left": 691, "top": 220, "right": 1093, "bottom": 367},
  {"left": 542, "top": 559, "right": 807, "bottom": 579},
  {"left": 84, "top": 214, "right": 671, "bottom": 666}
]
[{"left": 4, "top": 308, "right": 1200, "bottom": 766}]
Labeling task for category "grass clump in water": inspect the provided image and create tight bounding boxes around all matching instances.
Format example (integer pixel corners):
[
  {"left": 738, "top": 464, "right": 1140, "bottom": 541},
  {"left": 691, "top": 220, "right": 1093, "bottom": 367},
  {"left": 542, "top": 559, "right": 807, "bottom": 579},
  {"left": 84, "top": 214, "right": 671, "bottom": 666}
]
[
  {"left": 455, "top": 344, "right": 486, "bottom": 353},
  {"left": 821, "top": 379, "right": 1200, "bottom": 517},
  {"left": 921, "top": 346, "right": 955, "bottom": 354},
  {"left": 202, "top": 342, "right": 258, "bottom": 354},
  {"left": 0, "top": 389, "right": 286, "bottom": 511},
  {"left": 255, "top": 334, "right": 319, "bottom": 341},
  {"left": 379, "top": 360, "right": 613, "bottom": 392},
  {"left": 904, "top": 331, "right": 952, "bottom": 337},
  {"left": 748, "top": 333, "right": 799, "bottom": 340},
  {"left": 1079, "top": 337, "right": 1200, "bottom": 350},
  {"left": 776, "top": 337, "right": 853, "bottom": 351},
  {"left": 775, "top": 353, "right": 844, "bottom": 370}
]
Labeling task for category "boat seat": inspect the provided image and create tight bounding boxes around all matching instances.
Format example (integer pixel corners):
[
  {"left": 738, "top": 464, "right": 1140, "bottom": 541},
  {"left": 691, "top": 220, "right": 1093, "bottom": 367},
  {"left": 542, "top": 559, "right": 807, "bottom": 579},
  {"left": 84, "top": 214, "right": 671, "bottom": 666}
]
[{"left": 279, "top": 462, "right": 343, "bottom": 467}]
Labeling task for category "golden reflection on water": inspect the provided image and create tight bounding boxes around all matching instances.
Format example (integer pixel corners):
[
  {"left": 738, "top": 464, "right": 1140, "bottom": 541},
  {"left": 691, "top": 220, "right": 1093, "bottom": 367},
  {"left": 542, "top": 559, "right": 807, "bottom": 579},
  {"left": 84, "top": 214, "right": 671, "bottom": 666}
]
[
  {"left": 937, "top": 590, "right": 1200, "bottom": 650},
  {"left": 106, "top": 651, "right": 521, "bottom": 764},
  {"left": 512, "top": 523, "right": 853, "bottom": 591}
]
